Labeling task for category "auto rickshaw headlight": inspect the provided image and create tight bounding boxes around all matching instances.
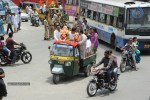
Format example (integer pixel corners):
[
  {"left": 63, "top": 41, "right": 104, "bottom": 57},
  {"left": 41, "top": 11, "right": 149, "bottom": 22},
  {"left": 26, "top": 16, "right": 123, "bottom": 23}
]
[
  {"left": 48, "top": 60, "right": 52, "bottom": 64},
  {"left": 65, "top": 61, "right": 71, "bottom": 66}
]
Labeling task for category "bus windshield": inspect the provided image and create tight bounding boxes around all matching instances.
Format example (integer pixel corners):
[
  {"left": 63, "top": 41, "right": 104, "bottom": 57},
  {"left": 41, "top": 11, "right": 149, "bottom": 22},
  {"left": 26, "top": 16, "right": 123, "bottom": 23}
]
[
  {"left": 127, "top": 7, "right": 150, "bottom": 30},
  {"left": 52, "top": 44, "right": 74, "bottom": 57}
]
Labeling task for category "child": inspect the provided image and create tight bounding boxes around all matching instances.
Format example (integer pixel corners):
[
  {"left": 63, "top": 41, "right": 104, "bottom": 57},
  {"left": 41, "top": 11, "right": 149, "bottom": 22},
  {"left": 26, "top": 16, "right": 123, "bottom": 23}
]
[{"left": 0, "top": 36, "right": 11, "bottom": 57}]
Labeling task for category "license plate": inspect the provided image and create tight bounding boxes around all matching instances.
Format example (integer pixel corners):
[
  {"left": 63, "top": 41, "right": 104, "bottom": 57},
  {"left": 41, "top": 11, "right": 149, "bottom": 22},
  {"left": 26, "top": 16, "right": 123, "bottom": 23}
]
[
  {"left": 144, "top": 44, "right": 150, "bottom": 48},
  {"left": 59, "top": 61, "right": 64, "bottom": 64}
]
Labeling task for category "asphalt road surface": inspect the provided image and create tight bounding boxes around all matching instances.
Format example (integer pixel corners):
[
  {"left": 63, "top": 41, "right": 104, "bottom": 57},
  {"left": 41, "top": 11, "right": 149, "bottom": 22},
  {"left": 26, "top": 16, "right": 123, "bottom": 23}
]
[{"left": 1, "top": 22, "right": 150, "bottom": 100}]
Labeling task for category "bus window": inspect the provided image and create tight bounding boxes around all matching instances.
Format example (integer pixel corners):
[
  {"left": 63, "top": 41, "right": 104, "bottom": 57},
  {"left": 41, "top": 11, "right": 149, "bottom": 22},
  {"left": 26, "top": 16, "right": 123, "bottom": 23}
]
[
  {"left": 80, "top": 8, "right": 85, "bottom": 16},
  {"left": 87, "top": 10, "right": 91, "bottom": 19},
  {"left": 106, "top": 15, "right": 110, "bottom": 25},
  {"left": 118, "top": 14, "right": 124, "bottom": 28},
  {"left": 93, "top": 11, "right": 97, "bottom": 20},
  {"left": 100, "top": 13, "right": 106, "bottom": 23},
  {"left": 113, "top": 17, "right": 118, "bottom": 27},
  {"left": 110, "top": 16, "right": 114, "bottom": 26}
]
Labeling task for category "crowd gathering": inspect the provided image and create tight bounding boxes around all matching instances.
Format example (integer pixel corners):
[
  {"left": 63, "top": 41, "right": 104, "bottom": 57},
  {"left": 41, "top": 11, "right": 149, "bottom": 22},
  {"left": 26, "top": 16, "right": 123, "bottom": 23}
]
[
  {"left": 44, "top": 15, "right": 99, "bottom": 59},
  {"left": 0, "top": 8, "right": 21, "bottom": 35}
]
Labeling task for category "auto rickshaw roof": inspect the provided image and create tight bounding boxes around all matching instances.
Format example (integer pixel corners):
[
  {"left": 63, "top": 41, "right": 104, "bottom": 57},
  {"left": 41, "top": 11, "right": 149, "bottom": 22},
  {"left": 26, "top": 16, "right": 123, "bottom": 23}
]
[{"left": 54, "top": 40, "right": 79, "bottom": 47}]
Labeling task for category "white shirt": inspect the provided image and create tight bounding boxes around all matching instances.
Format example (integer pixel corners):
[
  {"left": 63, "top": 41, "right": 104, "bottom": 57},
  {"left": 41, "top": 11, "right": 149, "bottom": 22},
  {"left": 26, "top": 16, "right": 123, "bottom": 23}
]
[
  {"left": 86, "top": 39, "right": 92, "bottom": 49},
  {"left": 54, "top": 30, "right": 60, "bottom": 40},
  {"left": 42, "top": 4, "right": 46, "bottom": 13},
  {"left": 68, "top": 32, "right": 75, "bottom": 40}
]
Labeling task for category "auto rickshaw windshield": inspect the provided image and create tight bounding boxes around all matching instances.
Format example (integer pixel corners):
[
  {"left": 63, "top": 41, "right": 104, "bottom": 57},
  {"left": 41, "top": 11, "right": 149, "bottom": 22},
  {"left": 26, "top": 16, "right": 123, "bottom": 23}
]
[{"left": 52, "top": 44, "right": 74, "bottom": 57}]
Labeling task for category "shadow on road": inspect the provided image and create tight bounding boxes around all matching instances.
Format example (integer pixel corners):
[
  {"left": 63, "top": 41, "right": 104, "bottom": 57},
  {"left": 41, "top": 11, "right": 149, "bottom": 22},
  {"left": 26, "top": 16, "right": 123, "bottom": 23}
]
[{"left": 46, "top": 74, "right": 87, "bottom": 85}]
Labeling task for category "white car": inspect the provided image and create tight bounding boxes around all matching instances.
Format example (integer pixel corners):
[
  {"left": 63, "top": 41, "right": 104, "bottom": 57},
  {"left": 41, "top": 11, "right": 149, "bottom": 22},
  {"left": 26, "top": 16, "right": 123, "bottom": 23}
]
[{"left": 21, "top": 10, "right": 29, "bottom": 22}]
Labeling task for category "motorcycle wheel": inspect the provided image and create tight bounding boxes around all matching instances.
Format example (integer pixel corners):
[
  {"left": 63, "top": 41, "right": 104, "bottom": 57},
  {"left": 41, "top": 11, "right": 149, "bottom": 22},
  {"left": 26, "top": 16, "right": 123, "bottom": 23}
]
[
  {"left": 109, "top": 78, "right": 117, "bottom": 91},
  {"left": 87, "top": 82, "right": 97, "bottom": 97},
  {"left": 21, "top": 52, "right": 32, "bottom": 64},
  {"left": 120, "top": 61, "right": 126, "bottom": 73},
  {"left": 0, "top": 54, "right": 8, "bottom": 66},
  {"left": 53, "top": 74, "right": 60, "bottom": 84}
]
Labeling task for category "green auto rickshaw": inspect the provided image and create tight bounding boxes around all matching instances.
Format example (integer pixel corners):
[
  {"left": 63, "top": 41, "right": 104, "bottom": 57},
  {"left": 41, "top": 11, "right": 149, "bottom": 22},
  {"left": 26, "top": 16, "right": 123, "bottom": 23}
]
[{"left": 48, "top": 40, "right": 96, "bottom": 84}]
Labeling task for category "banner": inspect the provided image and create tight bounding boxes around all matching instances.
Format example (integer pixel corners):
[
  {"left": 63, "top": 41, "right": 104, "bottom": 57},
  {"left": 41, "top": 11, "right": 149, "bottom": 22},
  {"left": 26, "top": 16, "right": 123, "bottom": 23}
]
[{"left": 65, "top": 5, "right": 78, "bottom": 16}]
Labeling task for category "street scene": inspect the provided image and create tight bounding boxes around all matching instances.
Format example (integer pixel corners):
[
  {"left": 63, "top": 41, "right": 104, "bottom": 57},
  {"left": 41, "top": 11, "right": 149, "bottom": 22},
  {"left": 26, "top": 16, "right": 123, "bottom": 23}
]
[{"left": 0, "top": 0, "right": 150, "bottom": 100}]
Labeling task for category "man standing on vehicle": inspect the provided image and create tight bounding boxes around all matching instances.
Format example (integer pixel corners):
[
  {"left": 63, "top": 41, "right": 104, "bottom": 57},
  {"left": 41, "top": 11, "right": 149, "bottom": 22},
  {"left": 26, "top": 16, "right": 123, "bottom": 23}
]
[
  {"left": 6, "top": 33, "right": 20, "bottom": 65},
  {"left": 94, "top": 50, "right": 117, "bottom": 87}
]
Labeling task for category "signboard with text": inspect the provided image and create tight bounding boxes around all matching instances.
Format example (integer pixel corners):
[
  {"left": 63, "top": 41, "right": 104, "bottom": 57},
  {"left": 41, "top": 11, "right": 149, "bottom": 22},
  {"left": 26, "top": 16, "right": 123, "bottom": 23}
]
[{"left": 65, "top": 5, "right": 79, "bottom": 16}]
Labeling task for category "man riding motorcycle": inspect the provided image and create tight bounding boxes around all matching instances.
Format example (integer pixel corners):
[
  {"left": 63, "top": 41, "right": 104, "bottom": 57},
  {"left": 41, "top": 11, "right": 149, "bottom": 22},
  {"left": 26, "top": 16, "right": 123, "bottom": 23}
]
[
  {"left": 6, "top": 33, "right": 20, "bottom": 65},
  {"left": 121, "top": 38, "right": 137, "bottom": 70},
  {"left": 31, "top": 9, "right": 39, "bottom": 26},
  {"left": 93, "top": 50, "right": 118, "bottom": 87}
]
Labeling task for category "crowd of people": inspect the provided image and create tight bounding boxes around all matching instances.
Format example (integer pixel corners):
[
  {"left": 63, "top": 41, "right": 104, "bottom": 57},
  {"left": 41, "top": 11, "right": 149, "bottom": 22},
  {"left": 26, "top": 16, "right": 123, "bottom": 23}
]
[
  {"left": 0, "top": 8, "right": 22, "bottom": 35},
  {"left": 48, "top": 16, "right": 99, "bottom": 59}
]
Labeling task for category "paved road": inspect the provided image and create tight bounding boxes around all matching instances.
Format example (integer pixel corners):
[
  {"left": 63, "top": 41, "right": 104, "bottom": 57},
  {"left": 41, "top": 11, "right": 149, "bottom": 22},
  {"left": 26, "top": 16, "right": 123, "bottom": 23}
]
[{"left": 1, "top": 22, "right": 150, "bottom": 100}]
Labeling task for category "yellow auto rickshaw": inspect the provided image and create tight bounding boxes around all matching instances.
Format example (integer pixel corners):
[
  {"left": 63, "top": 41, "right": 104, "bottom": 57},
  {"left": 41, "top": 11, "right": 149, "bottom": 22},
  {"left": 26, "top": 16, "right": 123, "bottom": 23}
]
[{"left": 48, "top": 40, "right": 96, "bottom": 84}]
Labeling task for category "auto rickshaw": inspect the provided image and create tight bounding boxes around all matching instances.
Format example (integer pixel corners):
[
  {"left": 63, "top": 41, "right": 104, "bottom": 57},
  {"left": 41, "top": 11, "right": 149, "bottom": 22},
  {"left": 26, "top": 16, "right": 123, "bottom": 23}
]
[{"left": 48, "top": 40, "right": 96, "bottom": 84}]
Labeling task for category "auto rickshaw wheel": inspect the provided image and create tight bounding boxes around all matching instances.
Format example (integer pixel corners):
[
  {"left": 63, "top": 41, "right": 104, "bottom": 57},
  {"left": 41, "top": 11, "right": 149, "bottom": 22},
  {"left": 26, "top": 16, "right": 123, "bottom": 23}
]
[
  {"left": 84, "top": 64, "right": 92, "bottom": 77},
  {"left": 53, "top": 74, "right": 60, "bottom": 84}
]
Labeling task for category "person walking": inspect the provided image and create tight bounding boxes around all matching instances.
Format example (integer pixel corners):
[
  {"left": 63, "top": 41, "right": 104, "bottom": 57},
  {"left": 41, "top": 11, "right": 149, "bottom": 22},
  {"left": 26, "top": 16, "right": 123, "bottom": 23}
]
[
  {"left": 0, "top": 68, "right": 7, "bottom": 100},
  {"left": 90, "top": 28, "right": 99, "bottom": 53},
  {"left": 0, "top": 16, "right": 4, "bottom": 35},
  {"left": 44, "top": 17, "right": 49, "bottom": 40},
  {"left": 6, "top": 11, "right": 13, "bottom": 34},
  {"left": 18, "top": 11, "right": 21, "bottom": 31},
  {"left": 11, "top": 13, "right": 18, "bottom": 33}
]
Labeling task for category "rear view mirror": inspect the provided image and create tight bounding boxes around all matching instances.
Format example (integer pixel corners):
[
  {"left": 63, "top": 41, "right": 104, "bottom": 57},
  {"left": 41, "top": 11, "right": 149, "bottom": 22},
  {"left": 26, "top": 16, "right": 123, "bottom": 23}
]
[{"left": 48, "top": 46, "right": 51, "bottom": 50}]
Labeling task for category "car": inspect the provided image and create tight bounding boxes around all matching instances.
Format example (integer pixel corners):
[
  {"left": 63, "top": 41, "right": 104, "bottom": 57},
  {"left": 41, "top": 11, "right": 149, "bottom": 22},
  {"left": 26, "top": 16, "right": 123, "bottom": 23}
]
[{"left": 21, "top": 10, "right": 29, "bottom": 22}]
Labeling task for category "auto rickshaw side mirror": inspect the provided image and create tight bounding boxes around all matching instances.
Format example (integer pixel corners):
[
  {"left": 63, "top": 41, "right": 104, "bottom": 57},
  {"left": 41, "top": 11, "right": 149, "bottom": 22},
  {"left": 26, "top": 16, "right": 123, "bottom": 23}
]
[{"left": 48, "top": 46, "right": 51, "bottom": 50}]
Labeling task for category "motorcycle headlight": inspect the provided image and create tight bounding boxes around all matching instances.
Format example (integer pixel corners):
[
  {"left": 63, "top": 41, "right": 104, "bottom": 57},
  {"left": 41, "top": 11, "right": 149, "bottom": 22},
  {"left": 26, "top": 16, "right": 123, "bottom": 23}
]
[
  {"left": 48, "top": 60, "right": 52, "bottom": 64},
  {"left": 65, "top": 61, "right": 71, "bottom": 66}
]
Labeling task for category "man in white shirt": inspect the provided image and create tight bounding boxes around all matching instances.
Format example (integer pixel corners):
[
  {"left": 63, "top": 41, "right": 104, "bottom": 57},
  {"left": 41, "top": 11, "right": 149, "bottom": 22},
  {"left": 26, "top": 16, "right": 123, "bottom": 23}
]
[
  {"left": 54, "top": 26, "right": 61, "bottom": 40},
  {"left": 42, "top": 3, "right": 46, "bottom": 13},
  {"left": 68, "top": 27, "right": 76, "bottom": 41},
  {"left": 78, "top": 30, "right": 87, "bottom": 59}
]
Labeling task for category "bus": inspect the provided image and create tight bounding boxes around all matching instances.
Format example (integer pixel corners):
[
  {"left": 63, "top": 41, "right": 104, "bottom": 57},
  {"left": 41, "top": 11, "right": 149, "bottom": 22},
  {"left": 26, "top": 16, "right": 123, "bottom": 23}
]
[{"left": 79, "top": 0, "right": 150, "bottom": 51}]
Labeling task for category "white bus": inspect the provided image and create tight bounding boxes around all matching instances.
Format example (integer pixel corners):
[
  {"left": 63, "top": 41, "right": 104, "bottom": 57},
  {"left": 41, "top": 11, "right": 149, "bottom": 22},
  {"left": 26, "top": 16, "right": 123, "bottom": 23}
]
[{"left": 79, "top": 0, "right": 150, "bottom": 51}]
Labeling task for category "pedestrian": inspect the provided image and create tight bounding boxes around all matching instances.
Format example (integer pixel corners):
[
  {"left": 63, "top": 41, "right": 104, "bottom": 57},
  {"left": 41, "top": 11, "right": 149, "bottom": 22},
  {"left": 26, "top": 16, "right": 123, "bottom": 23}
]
[
  {"left": 44, "top": 17, "right": 49, "bottom": 40},
  {"left": 54, "top": 26, "right": 61, "bottom": 40},
  {"left": 11, "top": 13, "right": 18, "bottom": 33},
  {"left": 78, "top": 30, "right": 87, "bottom": 59},
  {"left": 82, "top": 20, "right": 89, "bottom": 32},
  {"left": 0, "top": 16, "right": 4, "bottom": 35},
  {"left": 48, "top": 17, "right": 55, "bottom": 40},
  {"left": 42, "top": 2, "right": 46, "bottom": 14},
  {"left": 18, "top": 11, "right": 21, "bottom": 31},
  {"left": 0, "top": 68, "right": 7, "bottom": 100},
  {"left": 6, "top": 11, "right": 13, "bottom": 34},
  {"left": 90, "top": 28, "right": 99, "bottom": 53},
  {"left": 73, "top": 18, "right": 78, "bottom": 28}
]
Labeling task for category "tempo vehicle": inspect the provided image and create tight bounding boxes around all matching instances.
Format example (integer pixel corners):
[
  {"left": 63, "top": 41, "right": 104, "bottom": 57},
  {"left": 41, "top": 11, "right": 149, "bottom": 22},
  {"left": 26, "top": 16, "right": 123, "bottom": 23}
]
[{"left": 48, "top": 40, "right": 96, "bottom": 84}]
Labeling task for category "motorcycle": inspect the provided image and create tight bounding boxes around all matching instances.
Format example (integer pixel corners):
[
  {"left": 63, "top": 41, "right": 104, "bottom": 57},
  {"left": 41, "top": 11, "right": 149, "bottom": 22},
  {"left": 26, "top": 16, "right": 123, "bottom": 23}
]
[
  {"left": 87, "top": 68, "right": 119, "bottom": 97},
  {"left": 31, "top": 15, "right": 39, "bottom": 27},
  {"left": 120, "top": 50, "right": 135, "bottom": 72},
  {"left": 0, "top": 43, "right": 32, "bottom": 66}
]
